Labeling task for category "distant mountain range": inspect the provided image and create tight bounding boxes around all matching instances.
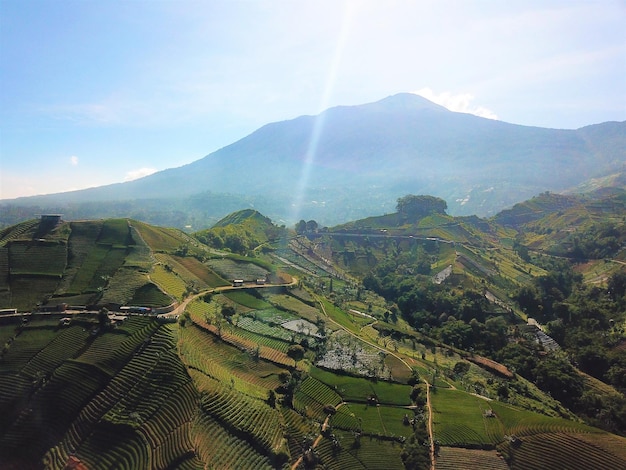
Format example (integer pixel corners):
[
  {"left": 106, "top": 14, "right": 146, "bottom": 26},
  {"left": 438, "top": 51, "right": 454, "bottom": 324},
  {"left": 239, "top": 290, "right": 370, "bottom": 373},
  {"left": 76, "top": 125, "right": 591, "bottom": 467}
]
[{"left": 2, "top": 93, "right": 625, "bottom": 229}]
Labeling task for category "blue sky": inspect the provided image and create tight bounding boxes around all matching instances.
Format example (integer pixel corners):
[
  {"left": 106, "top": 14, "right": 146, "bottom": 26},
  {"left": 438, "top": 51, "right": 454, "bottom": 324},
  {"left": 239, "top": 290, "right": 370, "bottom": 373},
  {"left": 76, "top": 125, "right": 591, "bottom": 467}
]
[{"left": 1, "top": 0, "right": 625, "bottom": 199}]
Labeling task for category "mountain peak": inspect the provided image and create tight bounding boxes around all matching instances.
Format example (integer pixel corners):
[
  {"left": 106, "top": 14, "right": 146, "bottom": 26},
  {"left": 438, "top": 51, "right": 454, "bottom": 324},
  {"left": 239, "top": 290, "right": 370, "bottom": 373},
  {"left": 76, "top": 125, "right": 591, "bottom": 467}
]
[{"left": 371, "top": 92, "right": 450, "bottom": 112}]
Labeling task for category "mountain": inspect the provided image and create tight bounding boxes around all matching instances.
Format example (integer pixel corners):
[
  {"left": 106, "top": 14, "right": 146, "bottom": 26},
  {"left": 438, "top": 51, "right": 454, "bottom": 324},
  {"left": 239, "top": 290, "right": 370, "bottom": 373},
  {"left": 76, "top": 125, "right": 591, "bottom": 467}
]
[{"left": 2, "top": 93, "right": 625, "bottom": 228}]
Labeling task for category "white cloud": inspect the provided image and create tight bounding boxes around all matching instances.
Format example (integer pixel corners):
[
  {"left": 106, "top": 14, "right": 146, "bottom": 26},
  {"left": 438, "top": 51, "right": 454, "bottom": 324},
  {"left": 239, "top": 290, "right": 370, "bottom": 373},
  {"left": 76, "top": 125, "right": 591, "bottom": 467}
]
[
  {"left": 413, "top": 88, "right": 498, "bottom": 120},
  {"left": 69, "top": 155, "right": 79, "bottom": 166},
  {"left": 124, "top": 167, "right": 157, "bottom": 182}
]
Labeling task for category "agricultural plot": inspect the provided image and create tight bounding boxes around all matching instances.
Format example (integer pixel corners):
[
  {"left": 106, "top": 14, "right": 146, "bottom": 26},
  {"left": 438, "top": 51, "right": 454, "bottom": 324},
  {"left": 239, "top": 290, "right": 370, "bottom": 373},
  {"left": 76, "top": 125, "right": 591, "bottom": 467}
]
[
  {"left": 9, "top": 276, "right": 63, "bottom": 310},
  {"left": 293, "top": 376, "right": 342, "bottom": 419},
  {"left": 151, "top": 264, "right": 187, "bottom": 301},
  {"left": 237, "top": 316, "right": 294, "bottom": 342},
  {"left": 224, "top": 290, "right": 272, "bottom": 309},
  {"left": 329, "top": 402, "right": 414, "bottom": 439},
  {"left": 0, "top": 317, "right": 206, "bottom": 469},
  {"left": 179, "top": 323, "right": 286, "bottom": 396},
  {"left": 316, "top": 330, "right": 398, "bottom": 380},
  {"left": 431, "top": 388, "right": 498, "bottom": 446},
  {"left": 8, "top": 241, "right": 67, "bottom": 276},
  {"left": 435, "top": 447, "right": 508, "bottom": 470},
  {"left": 264, "top": 292, "right": 322, "bottom": 323},
  {"left": 316, "top": 429, "right": 406, "bottom": 470},
  {"left": 169, "top": 254, "right": 227, "bottom": 287},
  {"left": 97, "top": 219, "right": 132, "bottom": 246},
  {"left": 207, "top": 258, "right": 269, "bottom": 281},
  {"left": 99, "top": 269, "right": 152, "bottom": 305},
  {"left": 502, "top": 431, "right": 626, "bottom": 470},
  {"left": 132, "top": 221, "right": 188, "bottom": 252},
  {"left": 193, "top": 411, "right": 275, "bottom": 470},
  {"left": 310, "top": 366, "right": 412, "bottom": 405}
]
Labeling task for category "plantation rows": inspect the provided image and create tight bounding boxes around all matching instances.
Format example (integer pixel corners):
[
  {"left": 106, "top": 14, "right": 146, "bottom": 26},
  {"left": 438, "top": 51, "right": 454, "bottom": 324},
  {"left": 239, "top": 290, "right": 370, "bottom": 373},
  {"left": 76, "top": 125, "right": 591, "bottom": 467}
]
[
  {"left": 154, "top": 254, "right": 208, "bottom": 290},
  {"left": 188, "top": 315, "right": 293, "bottom": 367},
  {"left": 310, "top": 366, "right": 413, "bottom": 405},
  {"left": 103, "top": 268, "right": 150, "bottom": 305},
  {"left": 151, "top": 264, "right": 188, "bottom": 301},
  {"left": 314, "top": 429, "right": 406, "bottom": 470},
  {"left": 9, "top": 242, "right": 67, "bottom": 276},
  {"left": 503, "top": 432, "right": 626, "bottom": 470},
  {"left": 179, "top": 324, "right": 284, "bottom": 397},
  {"left": 435, "top": 446, "right": 508, "bottom": 470},
  {"left": 0, "top": 360, "right": 111, "bottom": 463},
  {"left": 206, "top": 258, "right": 269, "bottom": 282},
  {"left": 237, "top": 316, "right": 294, "bottom": 342},
  {"left": 0, "top": 247, "right": 9, "bottom": 289},
  {"left": 0, "top": 323, "right": 60, "bottom": 374},
  {"left": 224, "top": 290, "right": 272, "bottom": 309},
  {"left": 230, "top": 324, "right": 291, "bottom": 353},
  {"left": 280, "top": 406, "right": 317, "bottom": 463},
  {"left": 294, "top": 376, "right": 343, "bottom": 419},
  {"left": 20, "top": 325, "right": 91, "bottom": 378},
  {"left": 97, "top": 219, "right": 132, "bottom": 246},
  {"left": 199, "top": 381, "right": 285, "bottom": 456},
  {"left": 41, "top": 323, "right": 203, "bottom": 470},
  {"left": 193, "top": 411, "right": 275, "bottom": 470},
  {"left": 434, "top": 422, "right": 493, "bottom": 447},
  {"left": 75, "top": 318, "right": 161, "bottom": 376},
  {"left": 9, "top": 276, "right": 63, "bottom": 310}
]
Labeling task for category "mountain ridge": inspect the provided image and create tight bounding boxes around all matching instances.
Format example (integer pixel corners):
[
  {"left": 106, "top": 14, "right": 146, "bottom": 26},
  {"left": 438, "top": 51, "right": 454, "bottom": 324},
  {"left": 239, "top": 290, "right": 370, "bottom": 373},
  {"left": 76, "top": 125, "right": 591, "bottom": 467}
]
[{"left": 2, "top": 93, "right": 625, "bottom": 228}]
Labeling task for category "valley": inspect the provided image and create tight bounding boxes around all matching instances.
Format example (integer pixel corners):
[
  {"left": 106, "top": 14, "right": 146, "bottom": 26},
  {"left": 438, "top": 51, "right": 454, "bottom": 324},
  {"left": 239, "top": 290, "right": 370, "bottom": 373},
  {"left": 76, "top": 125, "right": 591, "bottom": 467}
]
[{"left": 0, "top": 189, "right": 625, "bottom": 469}]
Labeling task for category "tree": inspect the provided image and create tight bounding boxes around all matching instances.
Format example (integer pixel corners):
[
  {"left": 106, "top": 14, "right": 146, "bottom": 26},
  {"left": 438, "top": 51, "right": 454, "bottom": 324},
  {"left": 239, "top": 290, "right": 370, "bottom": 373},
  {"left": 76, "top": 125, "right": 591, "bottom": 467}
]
[
  {"left": 400, "top": 420, "right": 430, "bottom": 469},
  {"left": 221, "top": 305, "right": 236, "bottom": 323},
  {"left": 287, "top": 344, "right": 305, "bottom": 366},
  {"left": 396, "top": 194, "right": 447, "bottom": 221},
  {"left": 305, "top": 220, "right": 319, "bottom": 232},
  {"left": 295, "top": 220, "right": 307, "bottom": 234}
]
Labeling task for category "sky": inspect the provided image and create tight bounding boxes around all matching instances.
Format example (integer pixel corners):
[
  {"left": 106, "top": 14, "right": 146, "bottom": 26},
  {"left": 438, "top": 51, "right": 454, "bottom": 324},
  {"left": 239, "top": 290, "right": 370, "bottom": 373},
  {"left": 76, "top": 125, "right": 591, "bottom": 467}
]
[{"left": 1, "top": 0, "right": 625, "bottom": 200}]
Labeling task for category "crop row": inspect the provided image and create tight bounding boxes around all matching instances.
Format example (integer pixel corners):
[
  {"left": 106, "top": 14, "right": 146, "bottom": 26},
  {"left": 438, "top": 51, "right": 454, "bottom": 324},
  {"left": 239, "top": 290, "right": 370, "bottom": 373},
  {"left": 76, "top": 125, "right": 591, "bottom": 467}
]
[
  {"left": 97, "top": 219, "right": 132, "bottom": 246},
  {"left": 151, "top": 264, "right": 188, "bottom": 300},
  {"left": 280, "top": 406, "right": 317, "bottom": 464},
  {"left": 9, "top": 242, "right": 67, "bottom": 275},
  {"left": 0, "top": 247, "right": 9, "bottom": 289},
  {"left": 20, "top": 325, "right": 91, "bottom": 378},
  {"left": 190, "top": 315, "right": 293, "bottom": 367},
  {"left": 223, "top": 290, "right": 272, "bottom": 309},
  {"left": 0, "top": 360, "right": 111, "bottom": 463},
  {"left": 179, "top": 324, "right": 284, "bottom": 396},
  {"left": 435, "top": 447, "right": 509, "bottom": 470},
  {"left": 434, "top": 422, "right": 492, "bottom": 446},
  {"left": 9, "top": 276, "right": 63, "bottom": 311},
  {"left": 237, "top": 316, "right": 294, "bottom": 341},
  {"left": 44, "top": 323, "right": 200, "bottom": 470},
  {"left": 193, "top": 412, "right": 275, "bottom": 470},
  {"left": 0, "top": 219, "right": 39, "bottom": 246},
  {"left": 504, "top": 432, "right": 626, "bottom": 470},
  {"left": 311, "top": 366, "right": 412, "bottom": 406},
  {"left": 199, "top": 382, "right": 284, "bottom": 454},
  {"left": 230, "top": 324, "right": 292, "bottom": 353},
  {"left": 0, "top": 324, "right": 59, "bottom": 374},
  {"left": 206, "top": 258, "right": 269, "bottom": 281}
]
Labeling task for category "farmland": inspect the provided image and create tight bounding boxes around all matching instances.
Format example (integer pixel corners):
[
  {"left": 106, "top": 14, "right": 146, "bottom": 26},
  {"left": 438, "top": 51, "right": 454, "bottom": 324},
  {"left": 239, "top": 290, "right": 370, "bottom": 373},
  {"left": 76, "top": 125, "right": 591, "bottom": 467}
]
[{"left": 0, "top": 206, "right": 625, "bottom": 469}]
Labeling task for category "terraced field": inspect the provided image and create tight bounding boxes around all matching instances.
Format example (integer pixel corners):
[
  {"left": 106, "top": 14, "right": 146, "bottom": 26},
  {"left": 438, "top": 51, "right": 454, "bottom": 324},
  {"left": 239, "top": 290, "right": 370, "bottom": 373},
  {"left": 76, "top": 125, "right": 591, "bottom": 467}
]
[
  {"left": 0, "top": 318, "right": 204, "bottom": 469},
  {"left": 435, "top": 447, "right": 508, "bottom": 470}
]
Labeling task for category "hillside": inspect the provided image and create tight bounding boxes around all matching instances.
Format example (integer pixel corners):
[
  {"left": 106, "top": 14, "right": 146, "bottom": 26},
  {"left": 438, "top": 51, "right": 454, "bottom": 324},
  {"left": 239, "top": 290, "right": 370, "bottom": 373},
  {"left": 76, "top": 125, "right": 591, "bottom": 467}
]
[
  {"left": 0, "top": 202, "right": 625, "bottom": 469},
  {"left": 2, "top": 93, "right": 625, "bottom": 229}
]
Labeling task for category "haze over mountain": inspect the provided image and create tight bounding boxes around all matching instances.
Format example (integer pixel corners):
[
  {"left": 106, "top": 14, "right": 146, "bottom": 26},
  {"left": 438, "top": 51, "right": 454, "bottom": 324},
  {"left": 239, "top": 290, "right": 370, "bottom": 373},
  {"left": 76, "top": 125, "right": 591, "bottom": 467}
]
[{"left": 2, "top": 93, "right": 624, "bottom": 229}]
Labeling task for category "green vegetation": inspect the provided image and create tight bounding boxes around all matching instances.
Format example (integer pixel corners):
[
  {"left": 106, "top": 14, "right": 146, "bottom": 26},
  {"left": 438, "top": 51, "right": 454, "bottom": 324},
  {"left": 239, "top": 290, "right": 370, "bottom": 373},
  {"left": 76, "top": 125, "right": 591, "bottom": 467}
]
[{"left": 1, "top": 191, "right": 625, "bottom": 469}]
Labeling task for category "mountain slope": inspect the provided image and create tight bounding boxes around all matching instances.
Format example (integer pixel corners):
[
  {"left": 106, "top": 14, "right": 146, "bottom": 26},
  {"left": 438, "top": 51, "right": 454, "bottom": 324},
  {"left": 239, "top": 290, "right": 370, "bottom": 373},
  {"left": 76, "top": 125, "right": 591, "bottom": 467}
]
[{"left": 2, "top": 93, "right": 625, "bottom": 227}]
